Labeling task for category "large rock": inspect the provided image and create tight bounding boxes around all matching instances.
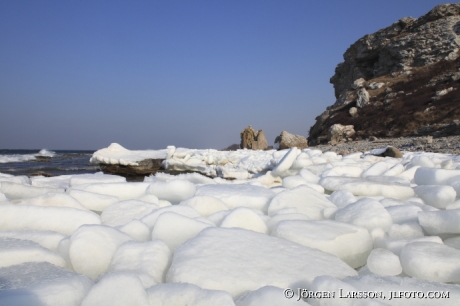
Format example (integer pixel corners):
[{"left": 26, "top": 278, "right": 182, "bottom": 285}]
[
  {"left": 327, "top": 124, "right": 355, "bottom": 145},
  {"left": 274, "top": 131, "right": 308, "bottom": 150},
  {"left": 100, "top": 158, "right": 164, "bottom": 177},
  {"left": 240, "top": 126, "right": 268, "bottom": 150},
  {"left": 309, "top": 3, "right": 460, "bottom": 144}
]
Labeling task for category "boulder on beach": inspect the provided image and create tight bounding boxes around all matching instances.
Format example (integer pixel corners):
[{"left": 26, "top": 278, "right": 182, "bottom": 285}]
[
  {"left": 274, "top": 131, "right": 308, "bottom": 150},
  {"left": 327, "top": 124, "right": 355, "bottom": 145},
  {"left": 240, "top": 126, "right": 268, "bottom": 150}
]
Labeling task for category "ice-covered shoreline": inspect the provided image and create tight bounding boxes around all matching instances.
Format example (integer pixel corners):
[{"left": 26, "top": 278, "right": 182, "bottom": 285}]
[{"left": 1, "top": 146, "right": 460, "bottom": 305}]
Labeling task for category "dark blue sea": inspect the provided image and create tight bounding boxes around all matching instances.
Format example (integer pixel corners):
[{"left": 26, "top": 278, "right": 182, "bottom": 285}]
[{"left": 0, "top": 149, "right": 99, "bottom": 177}]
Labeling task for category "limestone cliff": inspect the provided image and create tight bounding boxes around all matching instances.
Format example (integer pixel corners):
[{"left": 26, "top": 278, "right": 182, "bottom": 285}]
[{"left": 309, "top": 3, "right": 460, "bottom": 145}]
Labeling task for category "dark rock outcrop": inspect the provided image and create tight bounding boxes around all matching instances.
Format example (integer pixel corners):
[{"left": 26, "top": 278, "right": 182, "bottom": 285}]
[
  {"left": 100, "top": 158, "right": 164, "bottom": 177},
  {"left": 309, "top": 3, "right": 460, "bottom": 145},
  {"left": 274, "top": 131, "right": 308, "bottom": 150},
  {"left": 240, "top": 126, "right": 268, "bottom": 150}
]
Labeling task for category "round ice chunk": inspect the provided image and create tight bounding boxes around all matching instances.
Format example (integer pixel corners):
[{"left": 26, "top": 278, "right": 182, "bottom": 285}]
[
  {"left": 110, "top": 240, "right": 171, "bottom": 284},
  {"left": 272, "top": 220, "right": 373, "bottom": 268},
  {"left": 385, "top": 205, "right": 423, "bottom": 224},
  {"left": 196, "top": 184, "right": 275, "bottom": 212},
  {"left": 335, "top": 198, "right": 392, "bottom": 232},
  {"left": 220, "top": 207, "right": 268, "bottom": 234},
  {"left": 329, "top": 190, "right": 356, "bottom": 208},
  {"left": 0, "top": 230, "right": 66, "bottom": 252},
  {"left": 0, "top": 181, "right": 65, "bottom": 200},
  {"left": 400, "top": 242, "right": 460, "bottom": 283},
  {"left": 0, "top": 237, "right": 66, "bottom": 268},
  {"left": 418, "top": 209, "right": 460, "bottom": 235},
  {"left": 0, "top": 204, "right": 100, "bottom": 235},
  {"left": 11, "top": 193, "right": 87, "bottom": 210},
  {"left": 0, "top": 262, "right": 93, "bottom": 306},
  {"left": 137, "top": 194, "right": 159, "bottom": 205},
  {"left": 166, "top": 227, "right": 357, "bottom": 298},
  {"left": 266, "top": 213, "right": 311, "bottom": 232},
  {"left": 444, "top": 236, "right": 460, "bottom": 250},
  {"left": 374, "top": 236, "right": 443, "bottom": 256},
  {"left": 68, "top": 189, "right": 119, "bottom": 212},
  {"left": 69, "top": 225, "right": 132, "bottom": 280},
  {"left": 81, "top": 272, "right": 150, "bottom": 306},
  {"left": 141, "top": 205, "right": 201, "bottom": 229},
  {"left": 382, "top": 163, "right": 405, "bottom": 176},
  {"left": 180, "top": 195, "right": 228, "bottom": 217},
  {"left": 387, "top": 222, "right": 424, "bottom": 239},
  {"left": 409, "top": 156, "right": 435, "bottom": 168},
  {"left": 235, "top": 286, "right": 299, "bottom": 306},
  {"left": 116, "top": 220, "right": 151, "bottom": 241},
  {"left": 69, "top": 182, "right": 150, "bottom": 200},
  {"left": 319, "top": 176, "right": 414, "bottom": 199},
  {"left": 271, "top": 148, "right": 299, "bottom": 177},
  {"left": 101, "top": 200, "right": 158, "bottom": 227},
  {"left": 362, "top": 162, "right": 389, "bottom": 178},
  {"left": 282, "top": 175, "right": 308, "bottom": 189},
  {"left": 299, "top": 168, "right": 320, "bottom": 184},
  {"left": 414, "top": 185, "right": 456, "bottom": 209},
  {"left": 147, "top": 283, "right": 235, "bottom": 306},
  {"left": 69, "top": 173, "right": 126, "bottom": 186},
  {"left": 151, "top": 212, "right": 213, "bottom": 251},
  {"left": 414, "top": 167, "right": 460, "bottom": 185},
  {"left": 367, "top": 248, "right": 402, "bottom": 276},
  {"left": 268, "top": 185, "right": 335, "bottom": 219},
  {"left": 146, "top": 180, "right": 196, "bottom": 204}
]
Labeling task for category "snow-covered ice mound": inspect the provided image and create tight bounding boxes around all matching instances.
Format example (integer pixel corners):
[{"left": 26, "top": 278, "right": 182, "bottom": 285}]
[{"left": 166, "top": 227, "right": 357, "bottom": 298}]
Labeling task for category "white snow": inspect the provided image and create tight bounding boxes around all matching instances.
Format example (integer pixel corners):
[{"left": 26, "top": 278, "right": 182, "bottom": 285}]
[
  {"left": 80, "top": 272, "right": 150, "bottom": 306},
  {"left": 69, "top": 225, "right": 132, "bottom": 280},
  {"left": 271, "top": 220, "right": 373, "bottom": 268},
  {"left": 101, "top": 200, "right": 158, "bottom": 227},
  {"left": 166, "top": 227, "right": 357, "bottom": 298},
  {"left": 146, "top": 180, "right": 196, "bottom": 204},
  {"left": 334, "top": 198, "right": 393, "bottom": 232},
  {"left": 400, "top": 242, "right": 460, "bottom": 283},
  {"left": 180, "top": 195, "right": 228, "bottom": 217},
  {"left": 109, "top": 240, "right": 171, "bottom": 285},
  {"left": 0, "top": 204, "right": 100, "bottom": 235},
  {"left": 366, "top": 248, "right": 402, "bottom": 276},
  {"left": 0, "top": 237, "right": 66, "bottom": 268},
  {"left": 196, "top": 184, "right": 275, "bottom": 212},
  {"left": 220, "top": 207, "right": 269, "bottom": 234},
  {"left": 0, "top": 262, "right": 93, "bottom": 306},
  {"left": 4, "top": 145, "right": 460, "bottom": 302},
  {"left": 268, "top": 185, "right": 335, "bottom": 219},
  {"left": 151, "top": 212, "right": 213, "bottom": 250},
  {"left": 147, "top": 283, "right": 235, "bottom": 306}
]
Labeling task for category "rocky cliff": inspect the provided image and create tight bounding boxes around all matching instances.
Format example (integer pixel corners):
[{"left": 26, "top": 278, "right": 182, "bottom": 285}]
[{"left": 309, "top": 3, "right": 460, "bottom": 145}]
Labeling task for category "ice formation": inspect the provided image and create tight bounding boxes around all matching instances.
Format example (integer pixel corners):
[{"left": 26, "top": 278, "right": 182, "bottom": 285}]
[{"left": 1, "top": 144, "right": 460, "bottom": 304}]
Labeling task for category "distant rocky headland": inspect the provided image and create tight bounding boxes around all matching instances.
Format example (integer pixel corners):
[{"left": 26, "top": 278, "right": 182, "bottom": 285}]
[{"left": 308, "top": 3, "right": 460, "bottom": 145}]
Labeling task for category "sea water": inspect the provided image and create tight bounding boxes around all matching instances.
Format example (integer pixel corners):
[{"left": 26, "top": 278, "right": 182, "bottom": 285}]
[{"left": 0, "top": 149, "right": 99, "bottom": 177}]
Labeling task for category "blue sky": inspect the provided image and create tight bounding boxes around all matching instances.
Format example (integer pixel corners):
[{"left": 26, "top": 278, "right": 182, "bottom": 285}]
[{"left": 0, "top": 0, "right": 451, "bottom": 150}]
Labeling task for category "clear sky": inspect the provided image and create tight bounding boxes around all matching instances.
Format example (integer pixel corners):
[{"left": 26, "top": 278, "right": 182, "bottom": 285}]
[{"left": 0, "top": 0, "right": 452, "bottom": 150}]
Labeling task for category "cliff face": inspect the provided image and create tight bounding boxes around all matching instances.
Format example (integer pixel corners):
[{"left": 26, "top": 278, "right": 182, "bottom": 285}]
[{"left": 309, "top": 3, "right": 460, "bottom": 145}]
